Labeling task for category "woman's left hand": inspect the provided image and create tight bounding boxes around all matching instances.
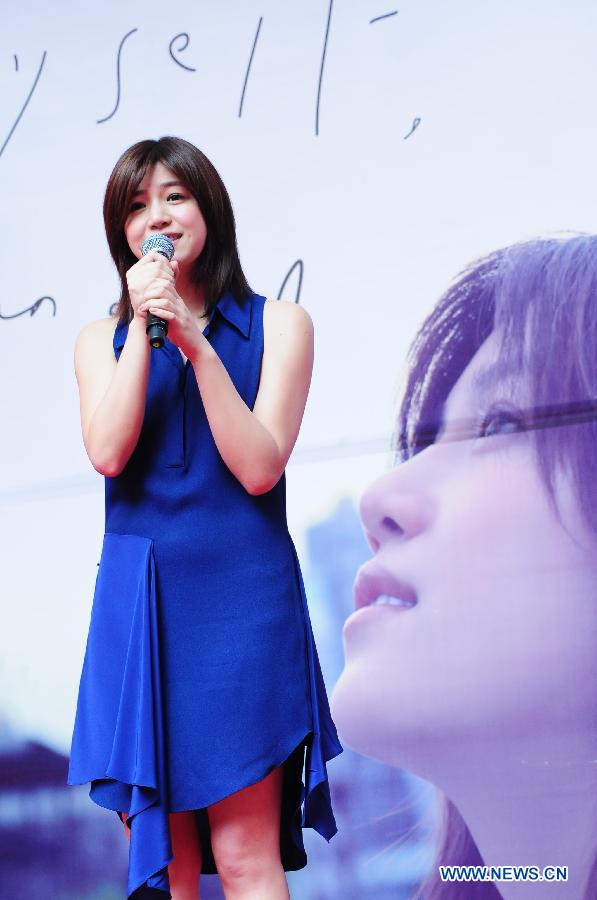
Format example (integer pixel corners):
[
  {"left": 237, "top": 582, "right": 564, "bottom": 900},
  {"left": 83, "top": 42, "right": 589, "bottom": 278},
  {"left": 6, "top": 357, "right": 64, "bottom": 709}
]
[{"left": 139, "top": 262, "right": 205, "bottom": 361}]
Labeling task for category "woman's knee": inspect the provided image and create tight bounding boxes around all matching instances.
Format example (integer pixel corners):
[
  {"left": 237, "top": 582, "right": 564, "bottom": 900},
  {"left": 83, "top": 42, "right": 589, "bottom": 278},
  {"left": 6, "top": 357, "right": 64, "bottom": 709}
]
[{"left": 207, "top": 767, "right": 284, "bottom": 882}]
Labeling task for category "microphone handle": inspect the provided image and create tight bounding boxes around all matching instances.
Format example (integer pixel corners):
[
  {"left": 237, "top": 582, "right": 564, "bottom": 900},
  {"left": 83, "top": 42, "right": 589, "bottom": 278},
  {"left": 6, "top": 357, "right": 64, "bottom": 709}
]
[{"left": 146, "top": 311, "right": 168, "bottom": 349}]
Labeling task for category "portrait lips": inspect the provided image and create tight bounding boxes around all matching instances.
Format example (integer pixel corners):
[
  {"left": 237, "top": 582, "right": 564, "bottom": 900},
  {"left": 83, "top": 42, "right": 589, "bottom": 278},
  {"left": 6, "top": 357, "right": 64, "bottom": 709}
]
[
  {"left": 353, "top": 560, "right": 418, "bottom": 610},
  {"left": 343, "top": 561, "right": 418, "bottom": 638}
]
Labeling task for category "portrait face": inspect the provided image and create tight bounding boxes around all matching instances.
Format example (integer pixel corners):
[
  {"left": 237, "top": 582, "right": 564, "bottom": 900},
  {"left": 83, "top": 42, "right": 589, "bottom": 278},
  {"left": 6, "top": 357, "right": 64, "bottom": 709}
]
[
  {"left": 124, "top": 160, "right": 208, "bottom": 269},
  {"left": 330, "top": 330, "right": 597, "bottom": 779}
]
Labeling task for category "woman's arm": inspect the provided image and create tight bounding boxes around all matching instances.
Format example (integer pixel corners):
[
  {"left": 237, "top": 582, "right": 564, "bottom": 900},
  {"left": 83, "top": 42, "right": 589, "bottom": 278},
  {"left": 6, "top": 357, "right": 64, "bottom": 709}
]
[
  {"left": 75, "top": 316, "right": 150, "bottom": 477},
  {"left": 189, "top": 300, "right": 314, "bottom": 495}
]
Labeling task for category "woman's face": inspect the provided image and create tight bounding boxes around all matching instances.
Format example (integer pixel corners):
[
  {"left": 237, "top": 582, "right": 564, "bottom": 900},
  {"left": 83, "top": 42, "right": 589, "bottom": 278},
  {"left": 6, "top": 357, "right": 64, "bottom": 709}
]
[
  {"left": 331, "top": 330, "right": 597, "bottom": 775},
  {"left": 124, "top": 160, "right": 207, "bottom": 269}
]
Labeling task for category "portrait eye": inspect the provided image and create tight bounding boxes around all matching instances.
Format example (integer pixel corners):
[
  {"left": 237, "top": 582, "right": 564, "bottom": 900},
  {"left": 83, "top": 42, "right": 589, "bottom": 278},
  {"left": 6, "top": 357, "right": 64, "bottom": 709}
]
[
  {"left": 478, "top": 405, "right": 526, "bottom": 439},
  {"left": 167, "top": 192, "right": 185, "bottom": 201}
]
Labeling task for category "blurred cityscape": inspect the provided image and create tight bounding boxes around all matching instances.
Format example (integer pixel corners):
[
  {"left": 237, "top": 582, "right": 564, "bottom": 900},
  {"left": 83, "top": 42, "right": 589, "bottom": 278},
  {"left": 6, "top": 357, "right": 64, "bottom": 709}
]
[{"left": 0, "top": 497, "right": 438, "bottom": 899}]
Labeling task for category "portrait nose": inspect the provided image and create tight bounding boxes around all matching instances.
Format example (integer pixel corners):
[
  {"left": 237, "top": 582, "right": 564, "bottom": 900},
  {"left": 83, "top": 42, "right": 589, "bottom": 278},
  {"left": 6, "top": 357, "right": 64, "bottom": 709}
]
[{"left": 358, "top": 464, "right": 433, "bottom": 552}]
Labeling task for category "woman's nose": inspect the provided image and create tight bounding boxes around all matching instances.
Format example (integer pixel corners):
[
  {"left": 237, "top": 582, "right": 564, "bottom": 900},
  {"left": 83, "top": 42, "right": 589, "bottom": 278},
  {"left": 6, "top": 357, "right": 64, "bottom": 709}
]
[
  {"left": 147, "top": 198, "right": 171, "bottom": 227},
  {"left": 358, "top": 465, "right": 433, "bottom": 552}
]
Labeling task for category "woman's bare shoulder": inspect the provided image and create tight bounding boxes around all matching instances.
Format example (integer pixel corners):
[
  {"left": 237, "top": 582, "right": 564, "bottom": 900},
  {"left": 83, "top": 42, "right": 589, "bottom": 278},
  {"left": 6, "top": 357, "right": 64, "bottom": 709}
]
[
  {"left": 262, "top": 298, "right": 313, "bottom": 332},
  {"left": 260, "top": 299, "right": 313, "bottom": 381},
  {"left": 77, "top": 315, "right": 119, "bottom": 338},
  {"left": 74, "top": 316, "right": 120, "bottom": 368}
]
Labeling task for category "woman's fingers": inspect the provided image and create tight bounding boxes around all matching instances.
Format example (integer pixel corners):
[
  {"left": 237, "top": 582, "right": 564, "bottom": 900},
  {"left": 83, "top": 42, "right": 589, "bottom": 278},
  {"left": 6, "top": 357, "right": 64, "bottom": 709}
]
[
  {"left": 146, "top": 254, "right": 176, "bottom": 280},
  {"left": 149, "top": 294, "right": 171, "bottom": 307},
  {"left": 153, "top": 278, "right": 177, "bottom": 294},
  {"left": 145, "top": 307, "right": 173, "bottom": 317}
]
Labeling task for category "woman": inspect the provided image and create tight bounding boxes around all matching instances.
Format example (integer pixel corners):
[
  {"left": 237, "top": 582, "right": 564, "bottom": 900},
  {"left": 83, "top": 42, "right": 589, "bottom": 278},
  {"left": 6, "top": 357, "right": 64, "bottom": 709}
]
[
  {"left": 66, "top": 136, "right": 343, "bottom": 899},
  {"left": 330, "top": 234, "right": 597, "bottom": 898}
]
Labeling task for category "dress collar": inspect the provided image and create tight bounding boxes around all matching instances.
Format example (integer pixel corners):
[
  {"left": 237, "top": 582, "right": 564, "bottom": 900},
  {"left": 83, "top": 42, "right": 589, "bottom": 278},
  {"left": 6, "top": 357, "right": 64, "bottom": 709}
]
[
  {"left": 215, "top": 290, "right": 252, "bottom": 339},
  {"left": 113, "top": 290, "right": 252, "bottom": 351}
]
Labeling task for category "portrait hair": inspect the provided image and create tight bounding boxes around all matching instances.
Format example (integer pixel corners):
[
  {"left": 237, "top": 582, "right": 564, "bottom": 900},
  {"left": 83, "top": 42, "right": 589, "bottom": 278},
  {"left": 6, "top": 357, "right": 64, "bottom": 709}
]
[{"left": 393, "top": 233, "right": 597, "bottom": 537}]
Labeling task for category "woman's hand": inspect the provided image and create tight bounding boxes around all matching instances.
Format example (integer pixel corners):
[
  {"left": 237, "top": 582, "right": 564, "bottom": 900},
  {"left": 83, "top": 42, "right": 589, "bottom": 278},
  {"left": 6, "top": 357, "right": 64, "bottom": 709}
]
[
  {"left": 126, "top": 251, "right": 179, "bottom": 329},
  {"left": 135, "top": 258, "right": 204, "bottom": 361}
]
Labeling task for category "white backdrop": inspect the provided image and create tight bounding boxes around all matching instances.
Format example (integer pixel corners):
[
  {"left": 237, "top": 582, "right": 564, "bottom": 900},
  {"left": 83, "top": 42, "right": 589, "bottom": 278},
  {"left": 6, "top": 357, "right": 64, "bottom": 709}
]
[{"left": 1, "top": 0, "right": 596, "bottom": 752}]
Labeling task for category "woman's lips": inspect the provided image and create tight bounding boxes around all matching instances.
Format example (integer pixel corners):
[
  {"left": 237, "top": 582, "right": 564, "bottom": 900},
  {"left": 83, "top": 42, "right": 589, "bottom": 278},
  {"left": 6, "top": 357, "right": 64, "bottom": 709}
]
[{"left": 353, "top": 560, "right": 418, "bottom": 610}]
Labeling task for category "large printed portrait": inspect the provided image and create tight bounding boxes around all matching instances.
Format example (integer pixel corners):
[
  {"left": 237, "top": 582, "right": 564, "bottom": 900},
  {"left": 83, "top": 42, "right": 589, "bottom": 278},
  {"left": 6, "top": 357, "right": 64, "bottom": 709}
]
[{"left": 332, "top": 235, "right": 597, "bottom": 897}]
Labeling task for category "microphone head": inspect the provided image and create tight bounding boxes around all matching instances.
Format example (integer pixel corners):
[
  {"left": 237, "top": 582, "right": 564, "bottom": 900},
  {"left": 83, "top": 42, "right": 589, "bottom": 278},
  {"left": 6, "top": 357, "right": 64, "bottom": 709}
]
[{"left": 141, "top": 233, "right": 175, "bottom": 260}]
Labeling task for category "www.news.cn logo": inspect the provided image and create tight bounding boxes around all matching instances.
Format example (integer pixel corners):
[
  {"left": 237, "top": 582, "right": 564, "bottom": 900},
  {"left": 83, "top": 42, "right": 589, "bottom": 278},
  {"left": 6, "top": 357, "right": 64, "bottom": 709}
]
[{"left": 439, "top": 865, "right": 568, "bottom": 883}]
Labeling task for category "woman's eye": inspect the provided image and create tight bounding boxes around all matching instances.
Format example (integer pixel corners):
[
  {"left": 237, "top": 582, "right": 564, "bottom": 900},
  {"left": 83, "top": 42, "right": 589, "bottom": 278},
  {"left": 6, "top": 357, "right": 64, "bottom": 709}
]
[
  {"left": 478, "top": 406, "right": 526, "bottom": 439},
  {"left": 129, "top": 193, "right": 185, "bottom": 212}
]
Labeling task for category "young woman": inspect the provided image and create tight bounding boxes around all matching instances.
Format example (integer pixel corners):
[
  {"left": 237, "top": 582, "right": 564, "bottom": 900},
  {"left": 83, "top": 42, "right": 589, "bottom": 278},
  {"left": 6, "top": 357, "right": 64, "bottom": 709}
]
[
  {"left": 330, "top": 234, "right": 597, "bottom": 898},
  {"left": 67, "top": 136, "right": 343, "bottom": 900}
]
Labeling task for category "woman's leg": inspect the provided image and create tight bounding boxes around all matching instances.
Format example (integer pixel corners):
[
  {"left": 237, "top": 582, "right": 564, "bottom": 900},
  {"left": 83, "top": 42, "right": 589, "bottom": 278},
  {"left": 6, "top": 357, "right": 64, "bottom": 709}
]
[
  {"left": 168, "top": 811, "right": 203, "bottom": 900},
  {"left": 207, "top": 765, "right": 289, "bottom": 900},
  {"left": 118, "top": 810, "right": 203, "bottom": 900}
]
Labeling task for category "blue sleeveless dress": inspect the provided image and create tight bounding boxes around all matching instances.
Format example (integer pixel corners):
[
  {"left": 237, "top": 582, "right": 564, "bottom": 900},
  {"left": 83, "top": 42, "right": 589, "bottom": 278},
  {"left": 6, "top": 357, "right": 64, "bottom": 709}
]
[{"left": 67, "top": 290, "right": 343, "bottom": 898}]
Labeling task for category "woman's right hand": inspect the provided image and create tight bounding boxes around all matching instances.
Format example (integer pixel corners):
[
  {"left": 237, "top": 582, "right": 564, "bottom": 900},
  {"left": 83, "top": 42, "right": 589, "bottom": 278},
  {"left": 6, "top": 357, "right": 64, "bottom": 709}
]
[{"left": 126, "top": 252, "right": 179, "bottom": 328}]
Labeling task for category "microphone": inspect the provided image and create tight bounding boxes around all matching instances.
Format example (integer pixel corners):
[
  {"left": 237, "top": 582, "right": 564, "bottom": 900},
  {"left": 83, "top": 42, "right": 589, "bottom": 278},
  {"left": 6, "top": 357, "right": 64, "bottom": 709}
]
[{"left": 140, "top": 233, "right": 175, "bottom": 348}]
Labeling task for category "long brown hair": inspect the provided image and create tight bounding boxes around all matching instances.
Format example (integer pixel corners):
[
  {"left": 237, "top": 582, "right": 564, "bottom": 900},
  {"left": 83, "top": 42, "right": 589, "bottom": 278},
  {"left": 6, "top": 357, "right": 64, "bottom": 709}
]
[{"left": 103, "top": 136, "right": 253, "bottom": 324}]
